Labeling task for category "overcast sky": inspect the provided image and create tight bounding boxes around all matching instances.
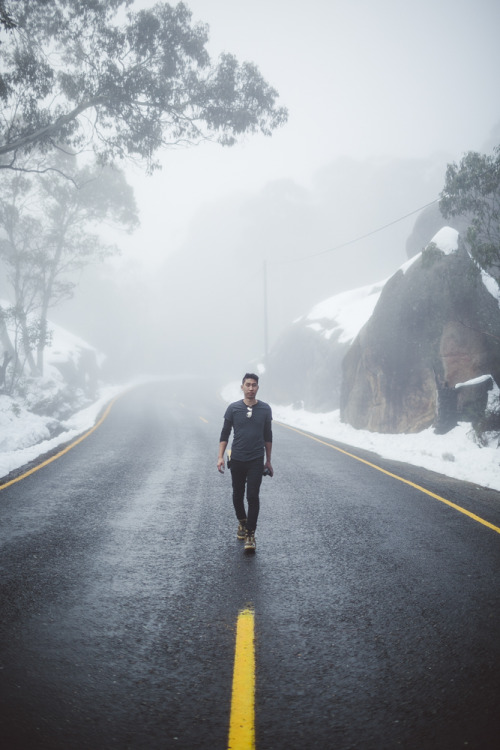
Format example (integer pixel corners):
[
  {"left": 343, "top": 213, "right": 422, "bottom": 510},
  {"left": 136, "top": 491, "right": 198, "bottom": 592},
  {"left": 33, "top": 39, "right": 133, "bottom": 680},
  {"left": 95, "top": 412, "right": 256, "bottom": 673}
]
[{"left": 119, "top": 0, "right": 500, "bottom": 266}]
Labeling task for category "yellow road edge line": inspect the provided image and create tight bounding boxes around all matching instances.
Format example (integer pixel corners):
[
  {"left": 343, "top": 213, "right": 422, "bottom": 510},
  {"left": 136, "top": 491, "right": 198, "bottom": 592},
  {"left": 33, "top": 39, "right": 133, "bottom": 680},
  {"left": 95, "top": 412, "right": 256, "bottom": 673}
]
[
  {"left": 199, "top": 416, "right": 209, "bottom": 423},
  {"left": 228, "top": 608, "right": 256, "bottom": 750},
  {"left": 0, "top": 396, "right": 121, "bottom": 492},
  {"left": 276, "top": 421, "right": 500, "bottom": 535}
]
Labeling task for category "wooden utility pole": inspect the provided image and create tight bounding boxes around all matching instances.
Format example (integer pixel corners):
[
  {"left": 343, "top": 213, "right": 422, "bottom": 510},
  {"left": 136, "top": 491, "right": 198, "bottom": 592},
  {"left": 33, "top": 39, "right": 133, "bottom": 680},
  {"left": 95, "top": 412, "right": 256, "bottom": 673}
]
[{"left": 263, "top": 259, "right": 269, "bottom": 361}]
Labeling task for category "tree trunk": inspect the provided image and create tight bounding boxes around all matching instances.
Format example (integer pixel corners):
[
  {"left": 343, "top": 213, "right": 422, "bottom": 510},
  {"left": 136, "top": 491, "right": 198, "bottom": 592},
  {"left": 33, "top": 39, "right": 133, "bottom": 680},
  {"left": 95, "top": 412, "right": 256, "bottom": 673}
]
[
  {"left": 17, "top": 310, "right": 39, "bottom": 375},
  {"left": 0, "top": 312, "right": 15, "bottom": 358},
  {"left": 0, "top": 310, "right": 22, "bottom": 391},
  {"left": 36, "top": 249, "right": 61, "bottom": 376},
  {"left": 36, "top": 311, "right": 48, "bottom": 376},
  {"left": 0, "top": 352, "right": 13, "bottom": 388}
]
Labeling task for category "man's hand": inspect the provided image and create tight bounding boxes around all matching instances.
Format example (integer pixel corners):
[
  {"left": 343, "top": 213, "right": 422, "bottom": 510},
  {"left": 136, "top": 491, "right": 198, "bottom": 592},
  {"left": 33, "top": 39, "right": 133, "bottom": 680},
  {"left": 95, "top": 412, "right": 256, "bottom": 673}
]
[
  {"left": 264, "top": 460, "right": 274, "bottom": 477},
  {"left": 218, "top": 441, "right": 228, "bottom": 473}
]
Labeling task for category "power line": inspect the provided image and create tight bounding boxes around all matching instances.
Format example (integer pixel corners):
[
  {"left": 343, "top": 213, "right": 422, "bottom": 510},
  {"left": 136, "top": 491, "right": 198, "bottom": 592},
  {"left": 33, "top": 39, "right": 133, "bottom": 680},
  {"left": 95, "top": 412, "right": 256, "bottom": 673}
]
[
  {"left": 270, "top": 150, "right": 500, "bottom": 267},
  {"left": 276, "top": 197, "right": 440, "bottom": 264},
  {"left": 286, "top": 153, "right": 500, "bottom": 265}
]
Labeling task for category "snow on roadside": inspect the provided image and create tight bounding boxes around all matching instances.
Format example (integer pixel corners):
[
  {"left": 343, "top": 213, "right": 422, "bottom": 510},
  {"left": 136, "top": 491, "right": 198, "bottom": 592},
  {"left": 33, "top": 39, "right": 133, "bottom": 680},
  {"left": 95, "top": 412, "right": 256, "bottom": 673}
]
[
  {"left": 0, "top": 385, "right": 125, "bottom": 480},
  {"left": 2, "top": 375, "right": 498, "bottom": 493},
  {"left": 220, "top": 382, "right": 500, "bottom": 493}
]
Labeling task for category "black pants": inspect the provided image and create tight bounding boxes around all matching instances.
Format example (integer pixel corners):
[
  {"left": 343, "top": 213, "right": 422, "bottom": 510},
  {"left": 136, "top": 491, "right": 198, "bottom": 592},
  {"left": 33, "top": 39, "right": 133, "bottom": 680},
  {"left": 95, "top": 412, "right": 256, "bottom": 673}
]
[{"left": 230, "top": 457, "right": 263, "bottom": 533}]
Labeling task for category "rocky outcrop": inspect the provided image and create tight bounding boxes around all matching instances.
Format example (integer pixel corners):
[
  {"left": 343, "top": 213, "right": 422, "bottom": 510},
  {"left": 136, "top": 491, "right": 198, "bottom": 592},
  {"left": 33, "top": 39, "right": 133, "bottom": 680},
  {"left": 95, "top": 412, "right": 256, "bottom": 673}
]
[
  {"left": 405, "top": 202, "right": 469, "bottom": 260},
  {"left": 265, "top": 325, "right": 350, "bottom": 412},
  {"left": 341, "top": 234, "right": 500, "bottom": 433},
  {"left": 265, "top": 282, "right": 384, "bottom": 412}
]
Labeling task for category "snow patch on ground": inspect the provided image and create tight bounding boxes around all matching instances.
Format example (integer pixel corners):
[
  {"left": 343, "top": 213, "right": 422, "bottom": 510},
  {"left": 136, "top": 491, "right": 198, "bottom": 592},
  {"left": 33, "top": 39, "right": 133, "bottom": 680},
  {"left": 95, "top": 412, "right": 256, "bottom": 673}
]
[
  {"left": 431, "top": 226, "right": 459, "bottom": 254},
  {"left": 0, "top": 385, "right": 125, "bottom": 480},
  {"left": 300, "top": 280, "right": 386, "bottom": 343},
  {"left": 220, "top": 382, "right": 500, "bottom": 493}
]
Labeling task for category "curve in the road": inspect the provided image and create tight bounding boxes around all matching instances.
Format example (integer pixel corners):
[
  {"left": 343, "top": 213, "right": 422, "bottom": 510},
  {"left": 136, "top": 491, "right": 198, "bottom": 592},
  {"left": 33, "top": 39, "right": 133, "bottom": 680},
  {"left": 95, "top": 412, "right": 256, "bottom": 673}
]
[{"left": 0, "top": 395, "right": 122, "bottom": 492}]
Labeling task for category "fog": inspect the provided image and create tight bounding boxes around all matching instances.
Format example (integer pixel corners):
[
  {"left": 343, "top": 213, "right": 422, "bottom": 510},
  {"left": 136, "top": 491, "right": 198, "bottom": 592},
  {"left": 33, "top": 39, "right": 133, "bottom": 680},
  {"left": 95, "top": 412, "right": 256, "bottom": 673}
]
[{"left": 52, "top": 0, "right": 500, "bottom": 384}]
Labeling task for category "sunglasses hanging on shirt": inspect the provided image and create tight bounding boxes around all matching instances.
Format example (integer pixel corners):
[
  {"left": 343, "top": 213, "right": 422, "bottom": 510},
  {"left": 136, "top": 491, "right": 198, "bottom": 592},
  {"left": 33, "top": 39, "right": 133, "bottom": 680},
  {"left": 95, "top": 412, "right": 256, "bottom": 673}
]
[{"left": 247, "top": 406, "right": 253, "bottom": 418}]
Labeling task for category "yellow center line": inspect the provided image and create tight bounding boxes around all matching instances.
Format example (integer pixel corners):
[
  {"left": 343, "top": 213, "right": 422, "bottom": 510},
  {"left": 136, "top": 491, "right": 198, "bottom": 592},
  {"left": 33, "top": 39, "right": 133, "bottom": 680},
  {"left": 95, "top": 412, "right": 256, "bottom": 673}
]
[
  {"left": 276, "top": 421, "right": 500, "bottom": 535},
  {"left": 228, "top": 608, "right": 256, "bottom": 750},
  {"left": 199, "top": 416, "right": 208, "bottom": 423},
  {"left": 0, "top": 396, "right": 120, "bottom": 491}
]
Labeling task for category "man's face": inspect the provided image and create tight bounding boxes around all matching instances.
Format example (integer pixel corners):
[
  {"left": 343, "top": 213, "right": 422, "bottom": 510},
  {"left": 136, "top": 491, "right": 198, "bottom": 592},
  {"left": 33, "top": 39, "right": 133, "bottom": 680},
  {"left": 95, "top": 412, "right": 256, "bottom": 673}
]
[{"left": 241, "top": 378, "right": 259, "bottom": 401}]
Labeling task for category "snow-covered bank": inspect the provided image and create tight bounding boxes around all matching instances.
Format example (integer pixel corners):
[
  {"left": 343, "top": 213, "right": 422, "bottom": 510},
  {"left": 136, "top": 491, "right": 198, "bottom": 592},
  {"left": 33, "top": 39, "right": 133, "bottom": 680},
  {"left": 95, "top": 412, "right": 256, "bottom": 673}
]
[
  {"left": 272, "top": 404, "right": 500, "bottom": 492},
  {"left": 0, "top": 385, "right": 126, "bottom": 480},
  {"left": 221, "top": 382, "right": 500, "bottom": 493},
  {"left": 0, "top": 308, "right": 126, "bottom": 480}
]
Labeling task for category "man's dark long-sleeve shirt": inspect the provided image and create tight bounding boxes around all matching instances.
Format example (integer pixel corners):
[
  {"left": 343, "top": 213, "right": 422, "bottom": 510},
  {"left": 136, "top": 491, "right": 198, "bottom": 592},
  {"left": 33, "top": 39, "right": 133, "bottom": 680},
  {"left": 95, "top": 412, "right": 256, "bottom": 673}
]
[{"left": 220, "top": 399, "right": 272, "bottom": 462}]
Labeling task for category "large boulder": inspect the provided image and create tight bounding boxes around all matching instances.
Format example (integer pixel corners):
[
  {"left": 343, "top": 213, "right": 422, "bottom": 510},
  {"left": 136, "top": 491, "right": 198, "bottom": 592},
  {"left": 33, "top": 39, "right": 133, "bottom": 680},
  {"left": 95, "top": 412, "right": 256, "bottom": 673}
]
[
  {"left": 265, "top": 282, "right": 384, "bottom": 411},
  {"left": 265, "top": 325, "right": 350, "bottom": 412},
  {"left": 405, "top": 202, "right": 469, "bottom": 260},
  {"left": 341, "top": 229, "right": 500, "bottom": 433}
]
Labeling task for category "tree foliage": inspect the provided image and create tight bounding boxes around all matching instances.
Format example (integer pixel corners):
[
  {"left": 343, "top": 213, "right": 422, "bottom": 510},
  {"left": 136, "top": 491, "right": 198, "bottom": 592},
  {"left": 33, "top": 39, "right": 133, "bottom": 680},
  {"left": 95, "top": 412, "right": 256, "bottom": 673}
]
[
  {"left": 0, "top": 0, "right": 288, "bottom": 172},
  {"left": 440, "top": 145, "right": 500, "bottom": 283},
  {"left": 0, "top": 0, "right": 15, "bottom": 32},
  {"left": 0, "top": 156, "right": 138, "bottom": 378}
]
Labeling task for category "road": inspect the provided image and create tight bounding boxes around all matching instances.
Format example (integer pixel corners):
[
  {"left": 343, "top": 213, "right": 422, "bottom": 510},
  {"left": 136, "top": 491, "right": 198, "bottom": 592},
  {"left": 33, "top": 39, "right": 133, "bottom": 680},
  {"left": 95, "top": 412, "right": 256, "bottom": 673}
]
[{"left": 0, "top": 380, "right": 499, "bottom": 749}]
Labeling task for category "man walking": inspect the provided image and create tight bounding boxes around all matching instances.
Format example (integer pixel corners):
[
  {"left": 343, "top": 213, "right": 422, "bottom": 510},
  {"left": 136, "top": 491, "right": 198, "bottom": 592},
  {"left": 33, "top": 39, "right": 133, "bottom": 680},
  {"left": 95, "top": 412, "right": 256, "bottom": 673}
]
[{"left": 217, "top": 373, "right": 273, "bottom": 552}]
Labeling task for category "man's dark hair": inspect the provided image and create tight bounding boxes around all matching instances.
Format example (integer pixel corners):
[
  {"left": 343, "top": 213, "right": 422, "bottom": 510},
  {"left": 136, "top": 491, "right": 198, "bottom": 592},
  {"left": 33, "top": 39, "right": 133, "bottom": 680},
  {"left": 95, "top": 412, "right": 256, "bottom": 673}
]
[{"left": 242, "top": 372, "right": 259, "bottom": 384}]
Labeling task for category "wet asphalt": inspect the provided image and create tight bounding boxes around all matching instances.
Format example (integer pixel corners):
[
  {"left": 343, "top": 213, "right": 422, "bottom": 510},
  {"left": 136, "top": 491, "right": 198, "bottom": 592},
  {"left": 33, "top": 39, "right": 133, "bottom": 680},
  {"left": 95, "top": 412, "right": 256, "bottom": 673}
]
[{"left": 0, "top": 380, "right": 499, "bottom": 750}]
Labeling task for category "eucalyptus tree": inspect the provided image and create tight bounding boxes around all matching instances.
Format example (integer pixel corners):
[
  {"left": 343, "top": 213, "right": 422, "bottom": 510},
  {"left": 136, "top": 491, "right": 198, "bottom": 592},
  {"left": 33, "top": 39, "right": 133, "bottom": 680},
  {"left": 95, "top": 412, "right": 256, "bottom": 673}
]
[
  {"left": 0, "top": 157, "right": 138, "bottom": 376},
  {"left": 440, "top": 145, "right": 500, "bottom": 442},
  {"left": 0, "top": 0, "right": 287, "bottom": 174},
  {"left": 440, "top": 145, "right": 500, "bottom": 283}
]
